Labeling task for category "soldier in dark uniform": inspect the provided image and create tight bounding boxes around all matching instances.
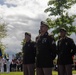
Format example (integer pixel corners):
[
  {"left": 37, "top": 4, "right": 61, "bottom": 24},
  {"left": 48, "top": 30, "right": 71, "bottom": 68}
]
[
  {"left": 22, "top": 32, "right": 36, "bottom": 75},
  {"left": 36, "top": 21, "right": 56, "bottom": 75},
  {"left": 57, "top": 28, "right": 76, "bottom": 75}
]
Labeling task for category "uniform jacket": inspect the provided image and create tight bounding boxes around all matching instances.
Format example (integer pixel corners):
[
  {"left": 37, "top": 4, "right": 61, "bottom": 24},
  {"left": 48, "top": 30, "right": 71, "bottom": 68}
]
[
  {"left": 36, "top": 32, "right": 56, "bottom": 68},
  {"left": 23, "top": 41, "right": 36, "bottom": 64},
  {"left": 57, "top": 37, "right": 76, "bottom": 65}
]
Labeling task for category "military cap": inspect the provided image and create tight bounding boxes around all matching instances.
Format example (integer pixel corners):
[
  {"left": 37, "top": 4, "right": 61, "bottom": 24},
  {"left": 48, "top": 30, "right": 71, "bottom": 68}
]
[
  {"left": 59, "top": 28, "right": 66, "bottom": 32},
  {"left": 41, "top": 21, "right": 49, "bottom": 28},
  {"left": 25, "top": 32, "right": 31, "bottom": 37}
]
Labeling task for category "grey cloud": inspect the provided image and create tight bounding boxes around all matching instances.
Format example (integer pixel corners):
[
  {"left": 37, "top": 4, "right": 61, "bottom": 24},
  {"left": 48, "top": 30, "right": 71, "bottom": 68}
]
[
  {"left": 0, "top": 0, "right": 17, "bottom": 7},
  {"left": 0, "top": 0, "right": 5, "bottom": 5},
  {"left": 4, "top": 0, "right": 39, "bottom": 8}
]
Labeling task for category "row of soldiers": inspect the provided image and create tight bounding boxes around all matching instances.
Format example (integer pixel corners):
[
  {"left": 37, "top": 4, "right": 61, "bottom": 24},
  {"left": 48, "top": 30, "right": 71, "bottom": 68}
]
[
  {"left": 23, "top": 21, "right": 76, "bottom": 75},
  {"left": 0, "top": 20, "right": 75, "bottom": 75}
]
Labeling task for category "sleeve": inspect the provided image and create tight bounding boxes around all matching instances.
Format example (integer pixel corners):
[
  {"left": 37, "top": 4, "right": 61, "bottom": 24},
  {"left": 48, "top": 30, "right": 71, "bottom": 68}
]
[
  {"left": 32, "top": 42, "right": 36, "bottom": 57},
  {"left": 51, "top": 38, "right": 56, "bottom": 60},
  {"left": 70, "top": 39, "right": 76, "bottom": 56},
  {"left": 49, "top": 36, "right": 56, "bottom": 60},
  {"left": 22, "top": 45, "right": 24, "bottom": 53},
  {"left": 22, "top": 44, "right": 26, "bottom": 55},
  {"left": 56, "top": 40, "right": 60, "bottom": 55}
]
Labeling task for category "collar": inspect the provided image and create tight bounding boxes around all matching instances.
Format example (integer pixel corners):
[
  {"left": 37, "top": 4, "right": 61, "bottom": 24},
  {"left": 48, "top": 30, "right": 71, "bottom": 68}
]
[
  {"left": 41, "top": 32, "right": 48, "bottom": 37},
  {"left": 59, "top": 36, "right": 67, "bottom": 40},
  {"left": 26, "top": 40, "right": 31, "bottom": 43}
]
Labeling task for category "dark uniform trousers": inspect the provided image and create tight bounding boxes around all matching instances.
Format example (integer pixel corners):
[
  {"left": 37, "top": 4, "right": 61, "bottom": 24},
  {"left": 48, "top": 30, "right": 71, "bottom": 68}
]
[
  {"left": 58, "top": 65, "right": 72, "bottom": 75},
  {"left": 57, "top": 37, "right": 76, "bottom": 75},
  {"left": 36, "top": 32, "right": 56, "bottom": 75},
  {"left": 22, "top": 41, "right": 36, "bottom": 75},
  {"left": 36, "top": 68, "right": 52, "bottom": 75},
  {"left": 23, "top": 64, "right": 35, "bottom": 75}
]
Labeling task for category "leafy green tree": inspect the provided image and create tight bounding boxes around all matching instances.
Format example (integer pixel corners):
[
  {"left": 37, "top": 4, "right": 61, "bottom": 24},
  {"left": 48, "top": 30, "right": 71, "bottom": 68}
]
[
  {"left": 16, "top": 52, "right": 23, "bottom": 60},
  {"left": 0, "top": 42, "right": 6, "bottom": 56},
  {"left": 0, "top": 21, "right": 7, "bottom": 56},
  {"left": 21, "top": 39, "right": 26, "bottom": 53},
  {"left": 45, "top": 0, "right": 76, "bottom": 39},
  {"left": 21, "top": 39, "right": 26, "bottom": 46},
  {"left": 0, "top": 23, "right": 7, "bottom": 39}
]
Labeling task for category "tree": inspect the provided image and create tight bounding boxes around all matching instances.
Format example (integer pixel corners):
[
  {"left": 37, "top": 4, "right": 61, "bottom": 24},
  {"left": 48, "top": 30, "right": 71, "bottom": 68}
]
[
  {"left": 0, "top": 23, "right": 7, "bottom": 39},
  {"left": 21, "top": 39, "right": 26, "bottom": 46},
  {"left": 0, "top": 42, "right": 6, "bottom": 56},
  {"left": 45, "top": 0, "right": 76, "bottom": 39},
  {"left": 15, "top": 52, "right": 23, "bottom": 60},
  {"left": 0, "top": 19, "right": 7, "bottom": 56}
]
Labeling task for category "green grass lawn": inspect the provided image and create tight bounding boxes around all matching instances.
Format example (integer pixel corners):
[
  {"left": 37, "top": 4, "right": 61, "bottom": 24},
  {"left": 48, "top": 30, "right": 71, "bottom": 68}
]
[
  {"left": 0, "top": 71, "right": 76, "bottom": 75},
  {"left": 0, "top": 72, "right": 23, "bottom": 75}
]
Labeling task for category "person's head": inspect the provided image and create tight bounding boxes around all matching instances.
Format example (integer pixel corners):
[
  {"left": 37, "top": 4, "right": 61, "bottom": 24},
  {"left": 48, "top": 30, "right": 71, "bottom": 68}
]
[
  {"left": 25, "top": 32, "right": 31, "bottom": 42},
  {"left": 59, "top": 28, "right": 67, "bottom": 38},
  {"left": 40, "top": 21, "right": 49, "bottom": 34}
]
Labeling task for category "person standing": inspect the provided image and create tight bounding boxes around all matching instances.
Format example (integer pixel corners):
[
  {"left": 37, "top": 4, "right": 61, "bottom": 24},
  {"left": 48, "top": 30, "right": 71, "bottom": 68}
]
[
  {"left": 36, "top": 21, "right": 56, "bottom": 75},
  {"left": 0, "top": 56, "right": 6, "bottom": 73},
  {"left": 6, "top": 58, "right": 10, "bottom": 73},
  {"left": 57, "top": 28, "right": 76, "bottom": 75},
  {"left": 22, "top": 32, "right": 36, "bottom": 75}
]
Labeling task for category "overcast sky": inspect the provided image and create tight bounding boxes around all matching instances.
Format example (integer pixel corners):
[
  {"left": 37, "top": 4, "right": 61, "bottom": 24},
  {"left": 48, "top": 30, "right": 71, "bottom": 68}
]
[{"left": 0, "top": 0, "right": 76, "bottom": 56}]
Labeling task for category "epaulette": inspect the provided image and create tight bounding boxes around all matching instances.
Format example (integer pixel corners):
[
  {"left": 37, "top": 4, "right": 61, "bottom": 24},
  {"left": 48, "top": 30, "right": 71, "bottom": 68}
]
[{"left": 48, "top": 34, "right": 54, "bottom": 39}]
